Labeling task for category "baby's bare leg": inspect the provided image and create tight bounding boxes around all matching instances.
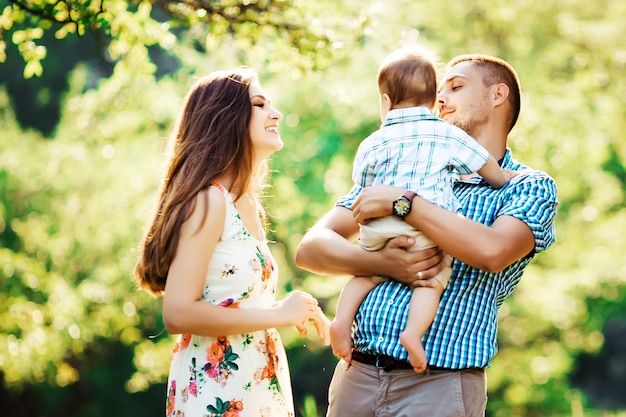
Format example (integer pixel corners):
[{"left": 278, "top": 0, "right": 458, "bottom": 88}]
[
  {"left": 399, "top": 284, "right": 444, "bottom": 373},
  {"left": 331, "top": 276, "right": 378, "bottom": 362}
]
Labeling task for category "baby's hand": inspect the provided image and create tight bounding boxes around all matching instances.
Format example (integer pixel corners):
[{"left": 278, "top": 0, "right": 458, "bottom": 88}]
[{"left": 503, "top": 169, "right": 519, "bottom": 181}]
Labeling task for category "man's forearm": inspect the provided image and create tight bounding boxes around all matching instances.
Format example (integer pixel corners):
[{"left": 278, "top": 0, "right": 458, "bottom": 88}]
[
  {"left": 296, "top": 204, "right": 449, "bottom": 284},
  {"left": 295, "top": 206, "right": 362, "bottom": 276},
  {"left": 406, "top": 197, "right": 534, "bottom": 272},
  {"left": 296, "top": 227, "right": 378, "bottom": 277},
  {"left": 295, "top": 206, "right": 403, "bottom": 278}
]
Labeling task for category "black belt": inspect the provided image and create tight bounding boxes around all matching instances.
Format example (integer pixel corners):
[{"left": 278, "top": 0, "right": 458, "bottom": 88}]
[
  {"left": 351, "top": 350, "right": 413, "bottom": 371},
  {"left": 351, "top": 351, "right": 483, "bottom": 373}
]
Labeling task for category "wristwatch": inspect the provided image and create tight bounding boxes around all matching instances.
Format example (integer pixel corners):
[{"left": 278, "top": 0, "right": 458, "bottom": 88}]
[{"left": 392, "top": 191, "right": 417, "bottom": 218}]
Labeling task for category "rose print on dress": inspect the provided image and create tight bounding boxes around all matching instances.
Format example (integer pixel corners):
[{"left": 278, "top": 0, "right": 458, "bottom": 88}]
[
  {"left": 179, "top": 358, "right": 198, "bottom": 404},
  {"left": 167, "top": 380, "right": 176, "bottom": 416},
  {"left": 201, "top": 336, "right": 240, "bottom": 386},
  {"left": 171, "top": 334, "right": 193, "bottom": 364},
  {"left": 173, "top": 334, "right": 192, "bottom": 354},
  {"left": 206, "top": 397, "right": 244, "bottom": 417},
  {"left": 259, "top": 248, "right": 274, "bottom": 282},
  {"left": 217, "top": 286, "right": 253, "bottom": 309},
  {"left": 254, "top": 334, "right": 282, "bottom": 395},
  {"left": 248, "top": 257, "right": 261, "bottom": 274},
  {"left": 218, "top": 298, "right": 239, "bottom": 308},
  {"left": 250, "top": 247, "right": 274, "bottom": 291},
  {"left": 188, "top": 357, "right": 198, "bottom": 398}
]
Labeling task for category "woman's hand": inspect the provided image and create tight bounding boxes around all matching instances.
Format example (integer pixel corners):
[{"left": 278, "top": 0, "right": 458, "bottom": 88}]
[
  {"left": 353, "top": 185, "right": 406, "bottom": 224},
  {"left": 278, "top": 290, "right": 319, "bottom": 324},
  {"left": 297, "top": 309, "right": 331, "bottom": 346},
  {"left": 277, "top": 291, "right": 331, "bottom": 345}
]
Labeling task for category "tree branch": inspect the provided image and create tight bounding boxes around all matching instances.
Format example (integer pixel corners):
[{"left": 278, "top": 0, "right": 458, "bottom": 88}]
[{"left": 7, "top": 0, "right": 104, "bottom": 27}]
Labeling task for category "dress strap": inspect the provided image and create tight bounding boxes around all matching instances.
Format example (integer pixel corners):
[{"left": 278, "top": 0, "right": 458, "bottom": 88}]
[
  {"left": 210, "top": 181, "right": 235, "bottom": 203},
  {"left": 210, "top": 181, "right": 236, "bottom": 240},
  {"left": 210, "top": 181, "right": 227, "bottom": 196}
]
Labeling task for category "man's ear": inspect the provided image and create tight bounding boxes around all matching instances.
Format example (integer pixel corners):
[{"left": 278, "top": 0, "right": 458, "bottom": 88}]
[{"left": 493, "top": 83, "right": 509, "bottom": 107}]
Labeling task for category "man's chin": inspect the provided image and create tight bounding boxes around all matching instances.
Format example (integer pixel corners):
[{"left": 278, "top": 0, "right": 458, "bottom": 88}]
[
  {"left": 446, "top": 118, "right": 460, "bottom": 128},
  {"left": 450, "top": 120, "right": 473, "bottom": 135}
]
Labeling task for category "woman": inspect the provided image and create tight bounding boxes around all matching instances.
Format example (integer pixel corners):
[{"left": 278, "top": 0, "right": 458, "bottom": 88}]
[{"left": 134, "top": 67, "right": 329, "bottom": 417}]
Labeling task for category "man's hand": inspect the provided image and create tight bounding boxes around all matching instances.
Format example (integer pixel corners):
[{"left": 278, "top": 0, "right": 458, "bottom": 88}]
[
  {"left": 374, "top": 236, "right": 447, "bottom": 288},
  {"left": 353, "top": 185, "right": 406, "bottom": 224}
]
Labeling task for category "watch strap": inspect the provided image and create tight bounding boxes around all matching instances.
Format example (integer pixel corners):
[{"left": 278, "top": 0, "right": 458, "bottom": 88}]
[{"left": 402, "top": 191, "right": 417, "bottom": 202}]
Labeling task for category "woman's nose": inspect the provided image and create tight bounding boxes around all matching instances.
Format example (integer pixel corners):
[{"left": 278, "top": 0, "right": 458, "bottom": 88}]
[{"left": 270, "top": 107, "right": 282, "bottom": 120}]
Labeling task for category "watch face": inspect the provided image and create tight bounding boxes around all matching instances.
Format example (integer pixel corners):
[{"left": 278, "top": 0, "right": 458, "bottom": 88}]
[{"left": 393, "top": 198, "right": 411, "bottom": 216}]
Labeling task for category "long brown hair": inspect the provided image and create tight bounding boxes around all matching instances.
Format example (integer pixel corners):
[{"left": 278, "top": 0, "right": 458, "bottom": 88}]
[{"left": 134, "top": 67, "right": 259, "bottom": 296}]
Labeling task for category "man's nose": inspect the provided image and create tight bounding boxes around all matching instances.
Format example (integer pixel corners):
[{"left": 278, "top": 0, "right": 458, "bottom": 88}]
[{"left": 437, "top": 91, "right": 447, "bottom": 104}]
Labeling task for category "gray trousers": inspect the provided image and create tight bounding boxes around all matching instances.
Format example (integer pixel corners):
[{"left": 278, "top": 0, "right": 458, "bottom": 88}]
[{"left": 326, "top": 359, "right": 487, "bottom": 417}]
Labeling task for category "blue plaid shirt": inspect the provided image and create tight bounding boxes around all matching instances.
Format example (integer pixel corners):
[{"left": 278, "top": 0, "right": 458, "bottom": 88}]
[
  {"left": 336, "top": 149, "right": 558, "bottom": 368},
  {"left": 353, "top": 106, "right": 490, "bottom": 211}
]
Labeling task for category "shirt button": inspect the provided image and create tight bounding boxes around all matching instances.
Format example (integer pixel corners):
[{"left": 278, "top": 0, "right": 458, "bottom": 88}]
[
  {"left": 388, "top": 299, "right": 393, "bottom": 305},
  {"left": 378, "top": 337, "right": 384, "bottom": 342}
]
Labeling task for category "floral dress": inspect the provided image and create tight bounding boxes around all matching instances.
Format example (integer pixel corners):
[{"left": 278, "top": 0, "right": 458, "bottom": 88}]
[{"left": 166, "top": 182, "right": 294, "bottom": 417}]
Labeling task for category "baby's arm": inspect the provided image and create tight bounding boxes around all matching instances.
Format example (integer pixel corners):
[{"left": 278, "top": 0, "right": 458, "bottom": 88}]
[{"left": 477, "top": 155, "right": 509, "bottom": 189}]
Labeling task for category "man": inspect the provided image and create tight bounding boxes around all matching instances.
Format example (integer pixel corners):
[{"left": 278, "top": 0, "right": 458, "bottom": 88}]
[{"left": 295, "top": 54, "right": 558, "bottom": 416}]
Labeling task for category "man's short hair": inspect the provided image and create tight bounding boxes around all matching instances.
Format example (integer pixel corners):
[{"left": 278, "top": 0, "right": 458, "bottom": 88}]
[{"left": 447, "top": 54, "right": 521, "bottom": 132}]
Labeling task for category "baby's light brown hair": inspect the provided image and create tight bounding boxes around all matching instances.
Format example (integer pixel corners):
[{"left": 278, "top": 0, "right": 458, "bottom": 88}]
[{"left": 377, "top": 45, "right": 439, "bottom": 109}]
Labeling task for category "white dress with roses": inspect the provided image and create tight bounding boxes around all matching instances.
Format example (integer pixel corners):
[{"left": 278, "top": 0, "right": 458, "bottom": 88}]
[{"left": 166, "top": 182, "right": 294, "bottom": 417}]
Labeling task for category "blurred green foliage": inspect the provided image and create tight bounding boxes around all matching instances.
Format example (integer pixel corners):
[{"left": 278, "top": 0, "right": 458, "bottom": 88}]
[{"left": 1, "top": 0, "right": 626, "bottom": 416}]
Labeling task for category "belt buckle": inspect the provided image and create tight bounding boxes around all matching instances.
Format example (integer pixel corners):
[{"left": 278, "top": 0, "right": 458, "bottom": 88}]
[
  {"left": 375, "top": 355, "right": 383, "bottom": 369},
  {"left": 375, "top": 355, "right": 393, "bottom": 371}
]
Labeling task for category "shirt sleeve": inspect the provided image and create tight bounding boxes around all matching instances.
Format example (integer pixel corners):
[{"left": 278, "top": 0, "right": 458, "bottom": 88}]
[
  {"left": 447, "top": 127, "right": 490, "bottom": 174},
  {"left": 335, "top": 184, "right": 363, "bottom": 210},
  {"left": 499, "top": 170, "right": 558, "bottom": 253},
  {"left": 351, "top": 135, "right": 378, "bottom": 187}
]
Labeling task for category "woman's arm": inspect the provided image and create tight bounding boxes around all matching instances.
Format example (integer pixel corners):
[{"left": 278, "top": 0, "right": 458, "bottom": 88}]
[{"left": 162, "top": 187, "right": 325, "bottom": 337}]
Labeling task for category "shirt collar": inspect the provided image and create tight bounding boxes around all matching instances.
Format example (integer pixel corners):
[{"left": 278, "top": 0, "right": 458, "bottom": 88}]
[
  {"left": 382, "top": 106, "right": 436, "bottom": 127},
  {"left": 499, "top": 148, "right": 513, "bottom": 168}
]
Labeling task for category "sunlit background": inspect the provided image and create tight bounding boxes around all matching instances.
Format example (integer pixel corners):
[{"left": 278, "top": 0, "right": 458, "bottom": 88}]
[{"left": 1, "top": 0, "right": 625, "bottom": 416}]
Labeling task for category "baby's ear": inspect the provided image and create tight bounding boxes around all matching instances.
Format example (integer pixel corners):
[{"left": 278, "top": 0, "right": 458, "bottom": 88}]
[
  {"left": 381, "top": 92, "right": 392, "bottom": 106},
  {"left": 378, "top": 93, "right": 393, "bottom": 122}
]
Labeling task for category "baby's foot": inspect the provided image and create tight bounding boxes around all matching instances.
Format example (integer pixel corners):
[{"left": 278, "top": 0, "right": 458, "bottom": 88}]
[
  {"left": 330, "top": 320, "right": 353, "bottom": 362},
  {"left": 400, "top": 331, "right": 427, "bottom": 373}
]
